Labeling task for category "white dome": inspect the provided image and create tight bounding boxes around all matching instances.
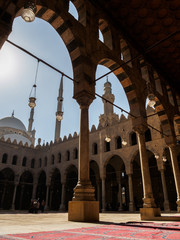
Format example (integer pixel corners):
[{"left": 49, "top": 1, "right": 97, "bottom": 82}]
[
  {"left": 0, "top": 116, "right": 26, "bottom": 131},
  {"left": 4, "top": 134, "right": 31, "bottom": 145}
]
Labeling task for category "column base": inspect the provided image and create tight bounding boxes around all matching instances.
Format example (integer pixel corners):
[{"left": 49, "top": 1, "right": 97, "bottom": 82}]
[
  {"left": 164, "top": 200, "right": 170, "bottom": 212},
  {"left": 140, "top": 208, "right": 161, "bottom": 220},
  {"left": 68, "top": 201, "right": 99, "bottom": 222},
  {"left": 129, "top": 202, "right": 135, "bottom": 212}
]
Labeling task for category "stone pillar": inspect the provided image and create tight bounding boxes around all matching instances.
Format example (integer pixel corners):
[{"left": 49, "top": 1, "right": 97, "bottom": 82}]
[
  {"left": 135, "top": 125, "right": 160, "bottom": 219},
  {"left": 168, "top": 145, "right": 180, "bottom": 212},
  {"left": 128, "top": 174, "right": 134, "bottom": 212},
  {"left": 60, "top": 182, "right": 65, "bottom": 211},
  {"left": 159, "top": 169, "right": 170, "bottom": 212},
  {"left": 11, "top": 183, "right": 18, "bottom": 211},
  {"left": 32, "top": 183, "right": 37, "bottom": 199},
  {"left": 45, "top": 184, "right": 50, "bottom": 210},
  {"left": 68, "top": 92, "right": 99, "bottom": 221},
  {"left": 118, "top": 182, "right": 122, "bottom": 211},
  {"left": 101, "top": 177, "right": 106, "bottom": 212}
]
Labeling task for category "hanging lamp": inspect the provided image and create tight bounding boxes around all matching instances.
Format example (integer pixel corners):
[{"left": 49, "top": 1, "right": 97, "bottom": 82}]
[
  {"left": 146, "top": 80, "right": 156, "bottom": 108},
  {"left": 21, "top": 1, "right": 37, "bottom": 22},
  {"left": 28, "top": 60, "right": 39, "bottom": 108}
]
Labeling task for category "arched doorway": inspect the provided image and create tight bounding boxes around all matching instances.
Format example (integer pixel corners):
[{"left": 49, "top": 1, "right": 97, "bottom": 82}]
[
  {"left": 50, "top": 168, "right": 61, "bottom": 210},
  {"left": 16, "top": 171, "right": 33, "bottom": 210},
  {"left": 0, "top": 168, "right": 15, "bottom": 209},
  {"left": 105, "top": 155, "right": 127, "bottom": 211},
  {"left": 65, "top": 165, "right": 78, "bottom": 210}
]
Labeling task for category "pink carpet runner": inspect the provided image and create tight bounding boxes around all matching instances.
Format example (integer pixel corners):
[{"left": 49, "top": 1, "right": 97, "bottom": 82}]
[{"left": 0, "top": 222, "right": 180, "bottom": 240}]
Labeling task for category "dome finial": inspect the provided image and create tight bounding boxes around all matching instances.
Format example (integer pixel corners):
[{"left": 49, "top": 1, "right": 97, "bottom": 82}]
[{"left": 12, "top": 110, "right": 14, "bottom": 118}]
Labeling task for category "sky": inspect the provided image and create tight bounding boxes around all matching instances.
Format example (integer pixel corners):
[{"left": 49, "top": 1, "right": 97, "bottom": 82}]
[{"left": 0, "top": 3, "right": 129, "bottom": 145}]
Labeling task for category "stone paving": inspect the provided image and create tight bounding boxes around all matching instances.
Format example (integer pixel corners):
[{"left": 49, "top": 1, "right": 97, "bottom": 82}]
[{"left": 0, "top": 211, "right": 180, "bottom": 235}]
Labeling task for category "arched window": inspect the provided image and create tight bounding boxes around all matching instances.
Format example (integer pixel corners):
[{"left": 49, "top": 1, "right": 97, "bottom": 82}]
[
  {"left": 12, "top": 155, "right": 17, "bottom": 165},
  {"left": 66, "top": 150, "right": 70, "bottom": 161},
  {"left": 22, "top": 157, "right": 27, "bottom": 167},
  {"left": 39, "top": 158, "right": 42, "bottom": 168},
  {"left": 73, "top": 148, "right": 78, "bottom": 159},
  {"left": 130, "top": 132, "right": 137, "bottom": 146},
  {"left": 145, "top": 128, "right": 152, "bottom": 142},
  {"left": 31, "top": 159, "right": 35, "bottom": 168},
  {"left": 116, "top": 136, "right": 122, "bottom": 149},
  {"left": 44, "top": 157, "right": 47, "bottom": 167},
  {"left": 58, "top": 153, "right": 61, "bottom": 163},
  {"left": 105, "top": 141, "right": 110, "bottom": 152},
  {"left": 51, "top": 155, "right": 55, "bottom": 165},
  {"left": 2, "top": 153, "right": 8, "bottom": 163},
  {"left": 92, "top": 143, "right": 98, "bottom": 155}
]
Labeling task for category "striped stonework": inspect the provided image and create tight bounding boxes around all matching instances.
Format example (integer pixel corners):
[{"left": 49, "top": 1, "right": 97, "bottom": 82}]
[
  {"left": 154, "top": 99, "right": 172, "bottom": 137},
  {"left": 99, "top": 19, "right": 113, "bottom": 50},
  {"left": 99, "top": 58, "right": 139, "bottom": 114},
  {"left": 71, "top": 0, "right": 86, "bottom": 26},
  {"left": 120, "top": 38, "right": 132, "bottom": 68}
]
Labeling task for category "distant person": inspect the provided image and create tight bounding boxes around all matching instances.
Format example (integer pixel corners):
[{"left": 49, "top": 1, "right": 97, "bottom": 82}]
[{"left": 40, "top": 199, "right": 45, "bottom": 213}]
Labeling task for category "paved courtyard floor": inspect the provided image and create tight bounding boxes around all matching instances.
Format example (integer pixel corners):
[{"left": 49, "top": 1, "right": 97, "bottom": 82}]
[{"left": 0, "top": 211, "right": 180, "bottom": 235}]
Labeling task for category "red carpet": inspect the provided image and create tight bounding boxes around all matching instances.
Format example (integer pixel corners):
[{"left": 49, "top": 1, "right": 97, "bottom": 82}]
[{"left": 0, "top": 222, "right": 180, "bottom": 240}]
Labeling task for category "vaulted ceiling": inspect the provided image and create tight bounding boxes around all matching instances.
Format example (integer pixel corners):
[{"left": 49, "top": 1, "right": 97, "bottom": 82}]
[{"left": 94, "top": 0, "right": 180, "bottom": 95}]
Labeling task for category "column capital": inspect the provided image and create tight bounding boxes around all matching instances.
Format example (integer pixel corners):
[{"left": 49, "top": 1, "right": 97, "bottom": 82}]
[
  {"left": 74, "top": 90, "right": 95, "bottom": 108},
  {"left": 133, "top": 124, "right": 148, "bottom": 135}
]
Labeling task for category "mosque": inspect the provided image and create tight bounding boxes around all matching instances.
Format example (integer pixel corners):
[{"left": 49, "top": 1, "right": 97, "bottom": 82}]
[{"left": 0, "top": 0, "right": 180, "bottom": 222}]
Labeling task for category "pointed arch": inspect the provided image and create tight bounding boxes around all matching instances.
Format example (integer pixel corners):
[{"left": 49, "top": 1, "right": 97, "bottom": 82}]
[{"left": 99, "top": 19, "right": 113, "bottom": 50}]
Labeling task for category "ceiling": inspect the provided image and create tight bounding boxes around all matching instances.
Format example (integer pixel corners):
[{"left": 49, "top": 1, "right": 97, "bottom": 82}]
[{"left": 94, "top": 0, "right": 180, "bottom": 95}]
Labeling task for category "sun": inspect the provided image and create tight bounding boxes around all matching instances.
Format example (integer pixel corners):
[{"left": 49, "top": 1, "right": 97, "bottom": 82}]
[{"left": 0, "top": 42, "right": 19, "bottom": 85}]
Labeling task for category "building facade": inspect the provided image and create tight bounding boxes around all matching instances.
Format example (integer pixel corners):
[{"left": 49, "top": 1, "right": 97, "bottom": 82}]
[{"left": 0, "top": 80, "right": 179, "bottom": 212}]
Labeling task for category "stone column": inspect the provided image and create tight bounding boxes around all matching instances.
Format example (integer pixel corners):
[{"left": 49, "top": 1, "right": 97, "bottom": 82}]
[
  {"left": 45, "top": 184, "right": 50, "bottom": 210},
  {"left": 11, "top": 183, "right": 18, "bottom": 210},
  {"left": 135, "top": 125, "right": 160, "bottom": 219},
  {"left": 101, "top": 177, "right": 106, "bottom": 212},
  {"left": 118, "top": 182, "right": 122, "bottom": 211},
  {"left": 159, "top": 169, "right": 170, "bottom": 212},
  {"left": 68, "top": 91, "right": 99, "bottom": 221},
  {"left": 60, "top": 182, "right": 65, "bottom": 211},
  {"left": 168, "top": 145, "right": 180, "bottom": 212},
  {"left": 128, "top": 174, "right": 134, "bottom": 212},
  {"left": 32, "top": 183, "right": 37, "bottom": 199}
]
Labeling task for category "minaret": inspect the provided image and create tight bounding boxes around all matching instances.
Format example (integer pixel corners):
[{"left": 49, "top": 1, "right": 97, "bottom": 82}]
[
  {"left": 102, "top": 76, "right": 115, "bottom": 115},
  {"left": 28, "top": 84, "right": 36, "bottom": 145},
  {"left": 28, "top": 108, "right": 34, "bottom": 132},
  {"left": 99, "top": 77, "right": 119, "bottom": 127},
  {"left": 54, "top": 75, "right": 63, "bottom": 141}
]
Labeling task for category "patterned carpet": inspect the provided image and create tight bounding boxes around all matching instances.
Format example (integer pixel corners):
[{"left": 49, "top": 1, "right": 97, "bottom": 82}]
[{"left": 0, "top": 222, "right": 180, "bottom": 240}]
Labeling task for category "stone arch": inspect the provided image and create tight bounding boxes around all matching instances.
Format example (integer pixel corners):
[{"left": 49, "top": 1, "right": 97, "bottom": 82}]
[
  {"left": 104, "top": 155, "right": 128, "bottom": 211},
  {"left": 97, "top": 58, "right": 140, "bottom": 116},
  {"left": 70, "top": 0, "right": 86, "bottom": 26},
  {"left": 0, "top": 168, "right": 15, "bottom": 209},
  {"left": 64, "top": 164, "right": 78, "bottom": 210},
  {"left": 99, "top": 19, "right": 113, "bottom": 50},
  {"left": 0, "top": 2, "right": 87, "bottom": 92},
  {"left": 103, "top": 153, "right": 126, "bottom": 174},
  {"left": 120, "top": 38, "right": 132, "bottom": 67},
  {"left": 154, "top": 96, "right": 176, "bottom": 143},
  {"left": 15, "top": 170, "right": 33, "bottom": 210}
]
